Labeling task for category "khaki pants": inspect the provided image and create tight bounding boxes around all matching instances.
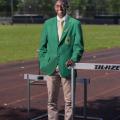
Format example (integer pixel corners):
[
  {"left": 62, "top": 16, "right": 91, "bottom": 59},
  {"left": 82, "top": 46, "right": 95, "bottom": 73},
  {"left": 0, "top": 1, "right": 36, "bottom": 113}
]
[{"left": 46, "top": 74, "right": 72, "bottom": 120}]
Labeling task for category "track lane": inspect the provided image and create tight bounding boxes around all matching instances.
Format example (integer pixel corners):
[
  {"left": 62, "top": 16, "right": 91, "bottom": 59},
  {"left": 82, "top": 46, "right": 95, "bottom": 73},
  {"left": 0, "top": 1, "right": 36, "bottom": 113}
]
[{"left": 0, "top": 48, "right": 120, "bottom": 120}]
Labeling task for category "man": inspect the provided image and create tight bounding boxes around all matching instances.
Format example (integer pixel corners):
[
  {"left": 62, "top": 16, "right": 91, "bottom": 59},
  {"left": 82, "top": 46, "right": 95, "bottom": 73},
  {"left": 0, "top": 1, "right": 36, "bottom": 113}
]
[{"left": 39, "top": 0, "right": 84, "bottom": 120}]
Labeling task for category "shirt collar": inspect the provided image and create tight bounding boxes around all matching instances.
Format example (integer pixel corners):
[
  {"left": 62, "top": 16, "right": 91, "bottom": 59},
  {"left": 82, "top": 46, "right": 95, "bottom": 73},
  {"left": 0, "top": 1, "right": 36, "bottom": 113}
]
[{"left": 57, "top": 14, "right": 68, "bottom": 22}]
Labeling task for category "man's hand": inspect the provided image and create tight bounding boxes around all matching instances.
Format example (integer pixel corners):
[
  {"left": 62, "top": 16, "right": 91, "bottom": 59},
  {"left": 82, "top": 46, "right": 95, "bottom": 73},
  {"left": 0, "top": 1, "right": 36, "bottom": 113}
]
[{"left": 66, "top": 59, "right": 75, "bottom": 67}]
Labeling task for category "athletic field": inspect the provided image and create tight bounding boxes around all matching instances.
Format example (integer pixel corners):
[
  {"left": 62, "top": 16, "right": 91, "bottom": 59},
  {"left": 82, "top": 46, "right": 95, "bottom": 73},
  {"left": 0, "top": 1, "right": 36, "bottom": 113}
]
[
  {"left": 0, "top": 24, "right": 120, "bottom": 120},
  {"left": 0, "top": 24, "right": 120, "bottom": 63}
]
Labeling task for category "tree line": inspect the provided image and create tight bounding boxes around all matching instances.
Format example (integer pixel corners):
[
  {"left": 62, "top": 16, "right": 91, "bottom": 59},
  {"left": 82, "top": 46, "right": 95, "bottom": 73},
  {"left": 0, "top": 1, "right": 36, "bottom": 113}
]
[{"left": 0, "top": 0, "right": 120, "bottom": 17}]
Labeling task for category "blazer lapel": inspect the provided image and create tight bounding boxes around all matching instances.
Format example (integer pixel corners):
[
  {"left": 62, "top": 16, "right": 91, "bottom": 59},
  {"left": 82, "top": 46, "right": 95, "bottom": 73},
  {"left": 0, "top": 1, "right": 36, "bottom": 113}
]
[
  {"left": 59, "top": 16, "right": 71, "bottom": 45},
  {"left": 53, "top": 17, "right": 59, "bottom": 45}
]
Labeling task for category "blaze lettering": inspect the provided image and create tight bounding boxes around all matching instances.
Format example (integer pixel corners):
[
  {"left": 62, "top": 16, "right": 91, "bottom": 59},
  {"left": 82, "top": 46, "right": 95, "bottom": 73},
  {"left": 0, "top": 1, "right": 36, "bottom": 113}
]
[{"left": 95, "top": 65, "right": 120, "bottom": 71}]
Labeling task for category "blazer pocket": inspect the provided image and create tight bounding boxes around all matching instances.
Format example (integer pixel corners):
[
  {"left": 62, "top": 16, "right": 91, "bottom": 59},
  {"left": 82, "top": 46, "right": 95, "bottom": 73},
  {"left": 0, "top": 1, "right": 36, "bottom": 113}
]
[{"left": 41, "top": 55, "right": 50, "bottom": 65}]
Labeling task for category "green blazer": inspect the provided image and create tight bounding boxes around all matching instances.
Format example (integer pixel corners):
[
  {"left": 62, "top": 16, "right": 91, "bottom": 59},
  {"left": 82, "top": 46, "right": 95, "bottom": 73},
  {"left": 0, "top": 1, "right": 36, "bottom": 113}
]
[{"left": 38, "top": 15, "right": 84, "bottom": 77}]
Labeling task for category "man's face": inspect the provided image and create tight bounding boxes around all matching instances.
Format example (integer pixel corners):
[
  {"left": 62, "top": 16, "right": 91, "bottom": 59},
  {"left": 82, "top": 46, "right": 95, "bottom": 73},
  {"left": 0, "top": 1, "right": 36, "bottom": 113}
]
[{"left": 54, "top": 0, "right": 67, "bottom": 18}]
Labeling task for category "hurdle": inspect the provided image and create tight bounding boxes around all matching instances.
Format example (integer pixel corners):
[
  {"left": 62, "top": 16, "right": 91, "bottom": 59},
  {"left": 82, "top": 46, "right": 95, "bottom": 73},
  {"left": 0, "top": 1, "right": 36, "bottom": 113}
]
[
  {"left": 24, "top": 63, "right": 120, "bottom": 120},
  {"left": 70, "top": 63, "right": 120, "bottom": 120},
  {"left": 24, "top": 74, "right": 48, "bottom": 120}
]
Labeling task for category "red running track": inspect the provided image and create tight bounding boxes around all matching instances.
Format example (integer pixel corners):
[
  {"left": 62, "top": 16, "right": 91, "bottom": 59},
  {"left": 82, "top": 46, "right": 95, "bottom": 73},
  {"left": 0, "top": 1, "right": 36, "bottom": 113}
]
[{"left": 0, "top": 48, "right": 120, "bottom": 120}]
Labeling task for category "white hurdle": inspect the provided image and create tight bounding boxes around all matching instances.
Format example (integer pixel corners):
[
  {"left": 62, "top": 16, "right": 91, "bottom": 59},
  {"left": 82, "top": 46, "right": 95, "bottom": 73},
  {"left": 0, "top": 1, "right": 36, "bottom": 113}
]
[
  {"left": 70, "top": 63, "right": 120, "bottom": 120},
  {"left": 72, "top": 63, "right": 120, "bottom": 71},
  {"left": 24, "top": 63, "right": 120, "bottom": 120},
  {"left": 24, "top": 74, "right": 47, "bottom": 120}
]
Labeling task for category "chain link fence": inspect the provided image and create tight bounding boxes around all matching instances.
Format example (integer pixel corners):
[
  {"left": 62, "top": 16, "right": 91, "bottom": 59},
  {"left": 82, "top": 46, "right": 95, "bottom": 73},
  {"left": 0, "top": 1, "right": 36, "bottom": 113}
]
[{"left": 0, "top": 0, "right": 120, "bottom": 24}]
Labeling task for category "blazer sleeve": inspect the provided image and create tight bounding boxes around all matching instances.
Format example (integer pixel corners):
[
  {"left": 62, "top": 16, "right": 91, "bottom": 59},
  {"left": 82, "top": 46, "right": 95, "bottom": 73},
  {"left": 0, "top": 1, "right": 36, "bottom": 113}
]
[
  {"left": 38, "top": 22, "right": 48, "bottom": 62},
  {"left": 71, "top": 22, "right": 84, "bottom": 62}
]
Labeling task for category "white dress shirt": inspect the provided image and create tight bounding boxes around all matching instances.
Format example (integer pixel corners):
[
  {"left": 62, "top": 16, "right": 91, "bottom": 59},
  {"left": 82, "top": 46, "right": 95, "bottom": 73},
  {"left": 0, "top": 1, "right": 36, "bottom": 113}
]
[{"left": 57, "top": 14, "right": 68, "bottom": 41}]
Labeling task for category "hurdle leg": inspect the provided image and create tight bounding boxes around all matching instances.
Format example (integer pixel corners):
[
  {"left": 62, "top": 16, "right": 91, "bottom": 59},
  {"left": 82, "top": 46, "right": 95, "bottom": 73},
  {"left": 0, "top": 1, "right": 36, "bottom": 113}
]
[
  {"left": 76, "top": 78, "right": 103, "bottom": 120},
  {"left": 83, "top": 78, "right": 88, "bottom": 120},
  {"left": 27, "top": 74, "right": 31, "bottom": 115},
  {"left": 71, "top": 67, "right": 76, "bottom": 120}
]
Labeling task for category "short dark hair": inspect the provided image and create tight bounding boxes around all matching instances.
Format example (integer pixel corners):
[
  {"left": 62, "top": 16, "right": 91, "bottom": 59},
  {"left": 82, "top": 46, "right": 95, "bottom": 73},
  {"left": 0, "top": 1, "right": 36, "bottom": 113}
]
[{"left": 55, "top": 0, "right": 69, "bottom": 8}]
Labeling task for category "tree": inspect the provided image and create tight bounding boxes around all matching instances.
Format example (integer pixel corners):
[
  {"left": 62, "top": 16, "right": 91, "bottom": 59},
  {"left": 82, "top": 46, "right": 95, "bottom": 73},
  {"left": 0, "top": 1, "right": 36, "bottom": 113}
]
[
  {"left": 70, "top": 0, "right": 84, "bottom": 17},
  {"left": 17, "top": 0, "right": 54, "bottom": 17},
  {"left": 1, "top": 0, "right": 119, "bottom": 17},
  {"left": 0, "top": 0, "right": 19, "bottom": 16},
  {"left": 110, "top": 0, "right": 120, "bottom": 15},
  {"left": 0, "top": 0, "right": 6, "bottom": 8},
  {"left": 0, "top": 0, "right": 6, "bottom": 12}
]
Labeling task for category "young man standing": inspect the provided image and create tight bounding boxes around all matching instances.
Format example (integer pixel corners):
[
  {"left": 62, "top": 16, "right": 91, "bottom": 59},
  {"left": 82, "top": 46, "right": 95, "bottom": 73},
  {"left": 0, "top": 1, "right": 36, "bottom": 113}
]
[{"left": 39, "top": 0, "right": 84, "bottom": 120}]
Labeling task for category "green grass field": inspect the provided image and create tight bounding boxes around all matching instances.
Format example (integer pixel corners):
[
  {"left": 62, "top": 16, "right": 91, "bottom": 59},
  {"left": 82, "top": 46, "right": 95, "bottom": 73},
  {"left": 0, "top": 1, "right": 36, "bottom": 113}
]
[{"left": 0, "top": 24, "right": 120, "bottom": 63}]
